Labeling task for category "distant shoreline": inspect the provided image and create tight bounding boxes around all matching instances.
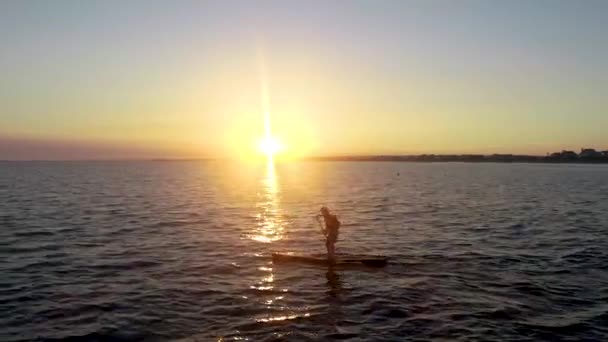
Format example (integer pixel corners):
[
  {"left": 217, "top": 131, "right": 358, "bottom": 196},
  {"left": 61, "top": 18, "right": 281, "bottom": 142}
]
[
  {"left": 2, "top": 149, "right": 608, "bottom": 163},
  {"left": 2, "top": 155, "right": 608, "bottom": 164},
  {"left": 304, "top": 154, "right": 608, "bottom": 164}
]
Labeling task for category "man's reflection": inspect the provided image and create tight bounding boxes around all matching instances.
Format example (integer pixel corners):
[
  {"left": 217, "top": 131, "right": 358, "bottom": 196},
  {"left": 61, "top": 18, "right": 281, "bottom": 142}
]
[{"left": 326, "top": 266, "right": 342, "bottom": 298}]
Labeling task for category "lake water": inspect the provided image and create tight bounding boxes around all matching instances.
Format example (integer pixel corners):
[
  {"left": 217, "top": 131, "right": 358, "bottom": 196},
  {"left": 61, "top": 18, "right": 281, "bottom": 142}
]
[{"left": 1, "top": 161, "right": 608, "bottom": 341}]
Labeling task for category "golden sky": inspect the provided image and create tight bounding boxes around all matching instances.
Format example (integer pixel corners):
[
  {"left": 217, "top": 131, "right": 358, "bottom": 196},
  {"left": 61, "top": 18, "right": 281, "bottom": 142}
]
[{"left": 1, "top": 1, "right": 607, "bottom": 159}]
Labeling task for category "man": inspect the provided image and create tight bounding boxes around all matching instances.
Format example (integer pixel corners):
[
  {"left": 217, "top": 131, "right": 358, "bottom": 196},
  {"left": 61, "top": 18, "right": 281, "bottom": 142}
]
[{"left": 317, "top": 206, "right": 341, "bottom": 261}]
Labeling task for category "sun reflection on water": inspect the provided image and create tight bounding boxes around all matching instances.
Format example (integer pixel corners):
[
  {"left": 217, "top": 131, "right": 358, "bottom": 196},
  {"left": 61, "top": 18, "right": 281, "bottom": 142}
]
[
  {"left": 247, "top": 157, "right": 312, "bottom": 327},
  {"left": 256, "top": 313, "right": 311, "bottom": 323},
  {"left": 251, "top": 158, "right": 284, "bottom": 243}
]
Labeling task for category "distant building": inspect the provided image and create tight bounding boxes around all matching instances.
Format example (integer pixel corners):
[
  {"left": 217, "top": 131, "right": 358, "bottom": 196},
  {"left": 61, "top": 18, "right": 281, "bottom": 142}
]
[
  {"left": 561, "top": 150, "right": 578, "bottom": 159},
  {"left": 580, "top": 148, "right": 602, "bottom": 158},
  {"left": 603, "top": 151, "right": 608, "bottom": 157}
]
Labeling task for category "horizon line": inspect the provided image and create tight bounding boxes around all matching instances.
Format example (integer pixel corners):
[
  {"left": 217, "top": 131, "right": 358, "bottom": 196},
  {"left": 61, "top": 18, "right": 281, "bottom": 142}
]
[{"left": 2, "top": 150, "right": 608, "bottom": 162}]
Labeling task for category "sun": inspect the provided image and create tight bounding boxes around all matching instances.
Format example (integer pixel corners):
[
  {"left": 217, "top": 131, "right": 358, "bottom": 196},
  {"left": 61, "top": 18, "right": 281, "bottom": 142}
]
[{"left": 258, "top": 135, "right": 283, "bottom": 156}]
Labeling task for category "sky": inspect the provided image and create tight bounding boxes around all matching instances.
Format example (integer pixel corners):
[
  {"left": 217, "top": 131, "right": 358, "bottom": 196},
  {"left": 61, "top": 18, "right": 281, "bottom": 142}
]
[{"left": 1, "top": 0, "right": 607, "bottom": 160}]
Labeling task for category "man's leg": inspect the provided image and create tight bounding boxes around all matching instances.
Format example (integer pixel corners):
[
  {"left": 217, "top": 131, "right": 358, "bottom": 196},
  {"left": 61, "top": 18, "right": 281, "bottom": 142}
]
[{"left": 328, "top": 238, "right": 336, "bottom": 261}]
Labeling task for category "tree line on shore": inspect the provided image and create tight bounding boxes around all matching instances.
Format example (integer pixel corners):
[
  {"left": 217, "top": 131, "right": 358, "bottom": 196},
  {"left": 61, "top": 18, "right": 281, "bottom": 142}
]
[{"left": 307, "top": 148, "right": 608, "bottom": 163}]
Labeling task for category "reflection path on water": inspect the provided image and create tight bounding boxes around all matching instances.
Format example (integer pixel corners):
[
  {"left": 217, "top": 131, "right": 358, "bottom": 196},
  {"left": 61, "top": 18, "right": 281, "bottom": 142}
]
[
  {"left": 251, "top": 158, "right": 284, "bottom": 243},
  {"left": 248, "top": 159, "right": 346, "bottom": 338},
  {"left": 249, "top": 158, "right": 311, "bottom": 326},
  {"left": 222, "top": 160, "right": 369, "bottom": 341}
]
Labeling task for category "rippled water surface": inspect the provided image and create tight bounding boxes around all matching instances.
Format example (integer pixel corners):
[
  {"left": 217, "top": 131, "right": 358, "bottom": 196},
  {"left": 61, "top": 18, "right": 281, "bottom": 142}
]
[{"left": 1, "top": 161, "right": 608, "bottom": 341}]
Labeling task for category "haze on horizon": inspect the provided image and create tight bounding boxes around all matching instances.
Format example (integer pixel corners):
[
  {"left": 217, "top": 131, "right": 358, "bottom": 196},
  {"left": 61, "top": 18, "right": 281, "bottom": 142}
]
[{"left": 1, "top": 0, "right": 607, "bottom": 160}]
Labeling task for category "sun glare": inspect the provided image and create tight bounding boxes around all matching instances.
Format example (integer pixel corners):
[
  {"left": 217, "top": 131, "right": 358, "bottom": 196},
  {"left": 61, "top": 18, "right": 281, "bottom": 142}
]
[{"left": 259, "top": 135, "right": 282, "bottom": 156}]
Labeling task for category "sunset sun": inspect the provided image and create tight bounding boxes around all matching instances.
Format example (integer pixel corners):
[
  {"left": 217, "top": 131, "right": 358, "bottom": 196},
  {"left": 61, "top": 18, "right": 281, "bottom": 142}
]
[{"left": 258, "top": 135, "right": 282, "bottom": 157}]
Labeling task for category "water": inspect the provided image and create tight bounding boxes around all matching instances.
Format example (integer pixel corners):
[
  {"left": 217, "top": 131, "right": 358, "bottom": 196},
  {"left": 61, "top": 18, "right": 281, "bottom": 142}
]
[{"left": 1, "top": 161, "right": 608, "bottom": 341}]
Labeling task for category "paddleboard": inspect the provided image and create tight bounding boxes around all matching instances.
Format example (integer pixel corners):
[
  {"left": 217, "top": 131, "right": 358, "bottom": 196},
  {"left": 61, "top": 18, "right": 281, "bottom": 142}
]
[{"left": 272, "top": 252, "right": 388, "bottom": 267}]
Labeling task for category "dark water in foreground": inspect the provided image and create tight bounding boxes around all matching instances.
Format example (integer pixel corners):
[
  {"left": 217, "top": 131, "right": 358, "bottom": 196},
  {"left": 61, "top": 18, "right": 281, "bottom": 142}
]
[{"left": 1, "top": 161, "right": 608, "bottom": 341}]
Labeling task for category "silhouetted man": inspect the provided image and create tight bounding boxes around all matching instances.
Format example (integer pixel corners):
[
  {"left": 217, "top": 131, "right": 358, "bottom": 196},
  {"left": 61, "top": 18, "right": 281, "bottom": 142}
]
[{"left": 317, "top": 206, "right": 341, "bottom": 262}]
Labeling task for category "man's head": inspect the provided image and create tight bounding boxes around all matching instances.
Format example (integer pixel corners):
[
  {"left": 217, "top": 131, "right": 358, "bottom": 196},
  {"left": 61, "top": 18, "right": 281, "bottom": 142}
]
[{"left": 320, "top": 206, "right": 330, "bottom": 217}]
